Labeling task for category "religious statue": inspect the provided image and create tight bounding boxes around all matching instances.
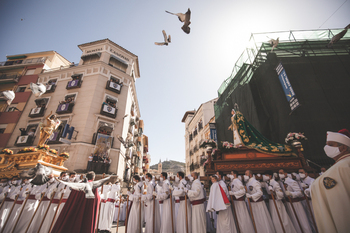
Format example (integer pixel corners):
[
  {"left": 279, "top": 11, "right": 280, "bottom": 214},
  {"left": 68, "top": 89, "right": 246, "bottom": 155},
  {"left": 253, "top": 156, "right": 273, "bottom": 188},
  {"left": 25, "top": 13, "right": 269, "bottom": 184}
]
[
  {"left": 228, "top": 109, "right": 244, "bottom": 147},
  {"left": 37, "top": 111, "right": 61, "bottom": 146}
]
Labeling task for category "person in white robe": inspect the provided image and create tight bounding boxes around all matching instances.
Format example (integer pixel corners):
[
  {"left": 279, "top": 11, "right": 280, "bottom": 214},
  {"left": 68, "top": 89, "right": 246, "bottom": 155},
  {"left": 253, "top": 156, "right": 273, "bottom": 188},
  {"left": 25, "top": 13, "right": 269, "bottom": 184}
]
[
  {"left": 12, "top": 182, "right": 40, "bottom": 233},
  {"left": 97, "top": 183, "right": 111, "bottom": 231},
  {"left": 3, "top": 178, "right": 32, "bottom": 233},
  {"left": 185, "top": 172, "right": 206, "bottom": 233},
  {"left": 207, "top": 174, "right": 236, "bottom": 233},
  {"left": 228, "top": 171, "right": 255, "bottom": 233},
  {"left": 311, "top": 130, "right": 350, "bottom": 233},
  {"left": 127, "top": 175, "right": 144, "bottom": 233},
  {"left": 173, "top": 171, "right": 192, "bottom": 233},
  {"left": 142, "top": 173, "right": 161, "bottom": 233},
  {"left": 37, "top": 172, "right": 69, "bottom": 233},
  {"left": 27, "top": 175, "right": 58, "bottom": 233},
  {"left": 244, "top": 170, "right": 276, "bottom": 233},
  {"left": 203, "top": 182, "right": 216, "bottom": 232},
  {"left": 298, "top": 168, "right": 317, "bottom": 233},
  {"left": 0, "top": 176, "right": 20, "bottom": 230},
  {"left": 278, "top": 169, "right": 312, "bottom": 233},
  {"left": 263, "top": 171, "right": 297, "bottom": 233},
  {"left": 100, "top": 183, "right": 119, "bottom": 232},
  {"left": 172, "top": 175, "right": 180, "bottom": 221},
  {"left": 156, "top": 172, "right": 175, "bottom": 233}
]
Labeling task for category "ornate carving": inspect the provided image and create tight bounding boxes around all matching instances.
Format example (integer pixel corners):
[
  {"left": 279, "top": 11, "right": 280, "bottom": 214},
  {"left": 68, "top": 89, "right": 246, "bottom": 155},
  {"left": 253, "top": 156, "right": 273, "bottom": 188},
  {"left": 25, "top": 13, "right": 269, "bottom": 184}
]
[
  {"left": 216, "top": 161, "right": 301, "bottom": 170},
  {"left": 246, "top": 152, "right": 256, "bottom": 159}
]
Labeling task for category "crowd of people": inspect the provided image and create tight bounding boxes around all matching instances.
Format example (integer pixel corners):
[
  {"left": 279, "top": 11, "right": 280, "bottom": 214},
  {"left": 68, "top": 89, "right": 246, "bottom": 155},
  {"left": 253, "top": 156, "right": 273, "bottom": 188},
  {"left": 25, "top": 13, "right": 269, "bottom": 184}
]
[
  {"left": 87, "top": 153, "right": 112, "bottom": 174},
  {"left": 0, "top": 129, "right": 348, "bottom": 233}
]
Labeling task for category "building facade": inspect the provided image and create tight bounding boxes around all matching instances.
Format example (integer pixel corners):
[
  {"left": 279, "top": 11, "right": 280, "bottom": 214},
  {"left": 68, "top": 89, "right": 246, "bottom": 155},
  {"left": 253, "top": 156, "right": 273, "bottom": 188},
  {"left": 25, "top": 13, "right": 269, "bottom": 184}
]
[
  {"left": 5, "top": 39, "right": 146, "bottom": 180},
  {"left": 0, "top": 51, "right": 71, "bottom": 149},
  {"left": 182, "top": 98, "right": 217, "bottom": 175}
]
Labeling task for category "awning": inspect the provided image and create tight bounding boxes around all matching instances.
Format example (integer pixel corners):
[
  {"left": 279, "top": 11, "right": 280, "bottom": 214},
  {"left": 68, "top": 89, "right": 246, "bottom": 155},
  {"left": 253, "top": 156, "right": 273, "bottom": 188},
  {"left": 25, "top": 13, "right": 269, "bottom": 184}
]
[
  {"left": 7, "top": 55, "right": 27, "bottom": 60},
  {"left": 81, "top": 52, "right": 101, "bottom": 58},
  {"left": 110, "top": 55, "right": 128, "bottom": 65}
]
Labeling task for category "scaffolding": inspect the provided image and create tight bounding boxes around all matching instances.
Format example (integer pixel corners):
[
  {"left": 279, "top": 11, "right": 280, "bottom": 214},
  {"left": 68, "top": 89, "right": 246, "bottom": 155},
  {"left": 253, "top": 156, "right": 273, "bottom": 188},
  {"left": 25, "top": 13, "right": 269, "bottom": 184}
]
[{"left": 218, "top": 28, "right": 350, "bottom": 96}]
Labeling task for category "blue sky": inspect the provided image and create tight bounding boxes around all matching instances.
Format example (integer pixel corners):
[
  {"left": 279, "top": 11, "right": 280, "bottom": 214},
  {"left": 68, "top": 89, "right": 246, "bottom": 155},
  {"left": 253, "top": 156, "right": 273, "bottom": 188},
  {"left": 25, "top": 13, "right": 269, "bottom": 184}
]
[{"left": 0, "top": 0, "right": 349, "bottom": 166}]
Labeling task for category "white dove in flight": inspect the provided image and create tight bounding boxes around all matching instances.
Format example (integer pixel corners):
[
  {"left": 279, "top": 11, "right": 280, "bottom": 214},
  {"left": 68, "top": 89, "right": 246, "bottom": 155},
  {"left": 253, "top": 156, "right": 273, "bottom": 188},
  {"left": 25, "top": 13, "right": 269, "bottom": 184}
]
[
  {"left": 155, "top": 30, "right": 171, "bottom": 46},
  {"left": 0, "top": 90, "right": 15, "bottom": 105},
  {"left": 166, "top": 8, "right": 191, "bottom": 34},
  {"left": 327, "top": 24, "right": 350, "bottom": 48},
  {"left": 30, "top": 82, "right": 47, "bottom": 97},
  {"left": 57, "top": 176, "right": 111, "bottom": 199}
]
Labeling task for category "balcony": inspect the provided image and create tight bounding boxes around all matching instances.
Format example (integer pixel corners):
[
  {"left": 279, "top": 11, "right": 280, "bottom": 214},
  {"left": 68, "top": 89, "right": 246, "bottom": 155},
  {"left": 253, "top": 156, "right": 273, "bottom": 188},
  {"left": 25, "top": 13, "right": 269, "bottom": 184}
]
[
  {"left": 0, "top": 57, "right": 46, "bottom": 68},
  {"left": 66, "top": 79, "right": 82, "bottom": 90},
  {"left": 56, "top": 102, "right": 74, "bottom": 114},
  {"left": 15, "top": 135, "right": 35, "bottom": 147},
  {"left": 45, "top": 84, "right": 56, "bottom": 93},
  {"left": 106, "top": 80, "right": 122, "bottom": 94},
  {"left": 194, "top": 163, "right": 200, "bottom": 169},
  {"left": 29, "top": 106, "right": 46, "bottom": 118},
  {"left": 0, "top": 74, "right": 20, "bottom": 83},
  {"left": 100, "top": 104, "right": 117, "bottom": 118}
]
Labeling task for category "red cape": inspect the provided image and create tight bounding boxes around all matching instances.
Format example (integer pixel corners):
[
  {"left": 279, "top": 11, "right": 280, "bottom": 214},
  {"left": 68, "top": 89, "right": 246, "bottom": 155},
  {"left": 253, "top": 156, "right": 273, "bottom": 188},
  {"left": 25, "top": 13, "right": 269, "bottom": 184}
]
[{"left": 51, "top": 187, "right": 100, "bottom": 233}]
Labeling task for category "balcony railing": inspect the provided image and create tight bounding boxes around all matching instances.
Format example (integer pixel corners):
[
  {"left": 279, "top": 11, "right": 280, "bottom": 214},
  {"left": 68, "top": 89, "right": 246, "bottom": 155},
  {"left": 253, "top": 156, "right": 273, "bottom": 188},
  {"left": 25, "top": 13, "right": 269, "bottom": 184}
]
[
  {"left": 106, "top": 80, "right": 122, "bottom": 94},
  {"left": 100, "top": 104, "right": 117, "bottom": 118},
  {"left": 56, "top": 102, "right": 74, "bottom": 114},
  {"left": 29, "top": 107, "right": 46, "bottom": 118},
  {"left": 0, "top": 74, "right": 20, "bottom": 83},
  {"left": 15, "top": 135, "right": 35, "bottom": 146},
  {"left": 66, "top": 79, "right": 82, "bottom": 90},
  {"left": 42, "top": 63, "right": 78, "bottom": 73},
  {"left": 0, "top": 57, "right": 46, "bottom": 68},
  {"left": 45, "top": 84, "right": 56, "bottom": 93}
]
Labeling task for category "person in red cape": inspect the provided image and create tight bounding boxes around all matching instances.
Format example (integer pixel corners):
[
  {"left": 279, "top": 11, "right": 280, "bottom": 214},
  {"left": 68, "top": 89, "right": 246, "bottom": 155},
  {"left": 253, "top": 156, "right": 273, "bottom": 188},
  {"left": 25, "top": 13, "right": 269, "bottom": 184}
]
[{"left": 51, "top": 171, "right": 101, "bottom": 233}]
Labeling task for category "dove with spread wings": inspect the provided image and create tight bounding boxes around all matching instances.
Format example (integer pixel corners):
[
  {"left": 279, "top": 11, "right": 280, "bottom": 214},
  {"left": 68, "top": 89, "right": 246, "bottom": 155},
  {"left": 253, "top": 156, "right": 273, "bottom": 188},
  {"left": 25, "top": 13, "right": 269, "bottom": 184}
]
[
  {"left": 166, "top": 8, "right": 191, "bottom": 34},
  {"left": 155, "top": 30, "right": 171, "bottom": 46},
  {"left": 56, "top": 176, "right": 111, "bottom": 198}
]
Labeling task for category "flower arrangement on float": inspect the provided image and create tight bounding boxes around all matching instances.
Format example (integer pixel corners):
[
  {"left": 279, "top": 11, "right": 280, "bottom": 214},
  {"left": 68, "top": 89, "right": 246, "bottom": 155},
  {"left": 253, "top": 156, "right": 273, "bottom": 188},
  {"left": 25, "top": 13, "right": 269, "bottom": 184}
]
[
  {"left": 37, "top": 145, "right": 50, "bottom": 151},
  {"left": 49, "top": 149, "right": 58, "bottom": 155},
  {"left": 59, "top": 152, "right": 69, "bottom": 158},
  {"left": 199, "top": 139, "right": 217, "bottom": 148},
  {"left": 285, "top": 132, "right": 307, "bottom": 147},
  {"left": 18, "top": 147, "right": 38, "bottom": 153},
  {"left": 218, "top": 141, "right": 240, "bottom": 153},
  {"left": 0, "top": 149, "right": 13, "bottom": 155}
]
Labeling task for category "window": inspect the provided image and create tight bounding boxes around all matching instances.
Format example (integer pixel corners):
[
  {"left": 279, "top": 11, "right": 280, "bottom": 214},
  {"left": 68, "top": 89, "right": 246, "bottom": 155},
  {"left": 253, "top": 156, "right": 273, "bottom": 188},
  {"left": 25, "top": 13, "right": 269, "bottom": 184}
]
[
  {"left": 16, "top": 86, "right": 27, "bottom": 93},
  {"left": 0, "top": 124, "right": 7, "bottom": 134},
  {"left": 109, "top": 56, "right": 128, "bottom": 72},
  {"left": 6, "top": 104, "right": 18, "bottom": 112},
  {"left": 66, "top": 74, "right": 83, "bottom": 89},
  {"left": 56, "top": 93, "right": 76, "bottom": 114},
  {"left": 97, "top": 121, "right": 113, "bottom": 136},
  {"left": 25, "top": 69, "right": 35, "bottom": 75},
  {"left": 46, "top": 79, "right": 57, "bottom": 93},
  {"left": 100, "top": 95, "right": 118, "bottom": 118}
]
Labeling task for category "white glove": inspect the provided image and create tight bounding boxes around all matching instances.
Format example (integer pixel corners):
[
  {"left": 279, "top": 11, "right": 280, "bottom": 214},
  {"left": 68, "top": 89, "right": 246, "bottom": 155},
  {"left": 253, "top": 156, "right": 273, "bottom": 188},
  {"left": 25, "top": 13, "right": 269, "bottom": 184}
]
[
  {"left": 285, "top": 191, "right": 292, "bottom": 197},
  {"left": 184, "top": 188, "right": 188, "bottom": 193},
  {"left": 301, "top": 183, "right": 308, "bottom": 188},
  {"left": 127, "top": 191, "right": 131, "bottom": 196},
  {"left": 268, "top": 186, "right": 273, "bottom": 192},
  {"left": 304, "top": 189, "right": 310, "bottom": 197},
  {"left": 169, "top": 186, "right": 173, "bottom": 191},
  {"left": 152, "top": 191, "right": 157, "bottom": 196},
  {"left": 246, "top": 193, "right": 252, "bottom": 199},
  {"left": 228, "top": 191, "right": 234, "bottom": 195}
]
